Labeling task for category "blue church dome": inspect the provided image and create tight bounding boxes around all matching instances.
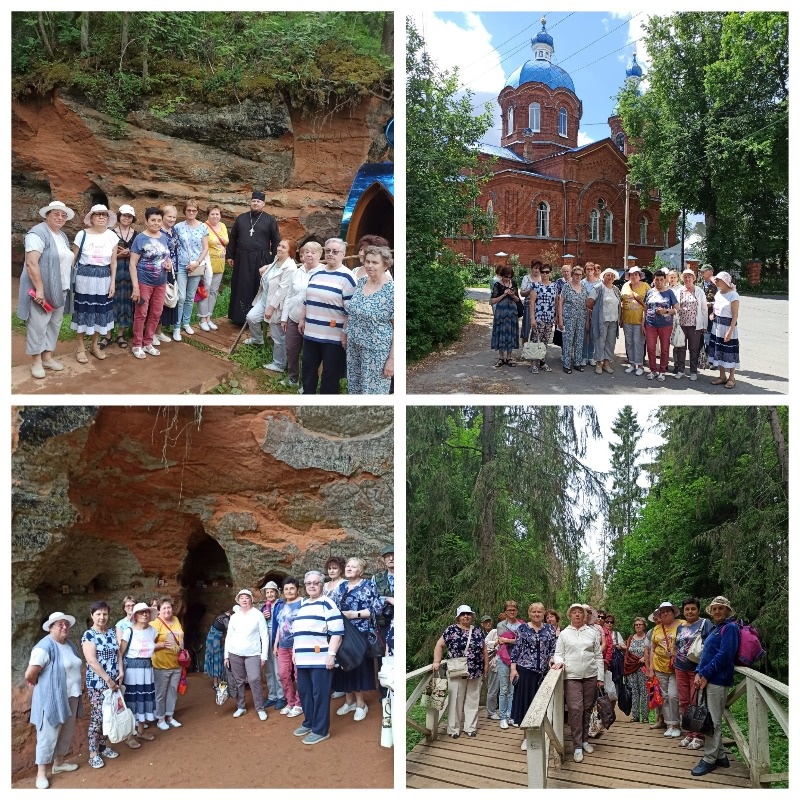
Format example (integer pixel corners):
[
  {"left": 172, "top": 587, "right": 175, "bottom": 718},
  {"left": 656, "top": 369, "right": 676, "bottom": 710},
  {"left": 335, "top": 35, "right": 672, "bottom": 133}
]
[
  {"left": 532, "top": 22, "right": 553, "bottom": 49},
  {"left": 505, "top": 61, "right": 575, "bottom": 93},
  {"left": 626, "top": 53, "right": 643, "bottom": 79}
]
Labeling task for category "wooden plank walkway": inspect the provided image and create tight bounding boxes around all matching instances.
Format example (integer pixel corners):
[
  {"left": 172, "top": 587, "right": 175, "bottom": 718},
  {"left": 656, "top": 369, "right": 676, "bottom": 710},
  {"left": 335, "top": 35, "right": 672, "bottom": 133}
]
[{"left": 406, "top": 709, "right": 752, "bottom": 789}]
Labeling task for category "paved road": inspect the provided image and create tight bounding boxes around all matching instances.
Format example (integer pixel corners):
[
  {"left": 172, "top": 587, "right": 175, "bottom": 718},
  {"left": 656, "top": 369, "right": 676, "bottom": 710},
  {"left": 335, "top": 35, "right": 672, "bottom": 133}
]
[{"left": 407, "top": 291, "right": 788, "bottom": 396}]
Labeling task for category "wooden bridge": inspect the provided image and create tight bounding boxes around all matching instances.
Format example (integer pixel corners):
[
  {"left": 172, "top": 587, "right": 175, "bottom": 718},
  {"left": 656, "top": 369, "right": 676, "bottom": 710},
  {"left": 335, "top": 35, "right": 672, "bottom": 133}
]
[{"left": 406, "top": 665, "right": 787, "bottom": 789}]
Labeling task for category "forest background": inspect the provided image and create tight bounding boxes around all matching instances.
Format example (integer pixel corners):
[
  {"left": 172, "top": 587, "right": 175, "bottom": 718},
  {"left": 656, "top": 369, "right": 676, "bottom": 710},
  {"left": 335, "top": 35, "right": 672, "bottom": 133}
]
[{"left": 406, "top": 406, "right": 789, "bottom": 682}]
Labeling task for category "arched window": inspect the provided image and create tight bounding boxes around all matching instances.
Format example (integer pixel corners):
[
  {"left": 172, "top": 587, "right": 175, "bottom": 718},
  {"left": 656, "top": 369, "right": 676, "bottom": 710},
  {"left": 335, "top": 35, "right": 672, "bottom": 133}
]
[
  {"left": 603, "top": 211, "right": 613, "bottom": 242},
  {"left": 589, "top": 209, "right": 599, "bottom": 241},
  {"left": 528, "top": 102, "right": 540, "bottom": 132},
  {"left": 487, "top": 199, "right": 494, "bottom": 218},
  {"left": 537, "top": 202, "right": 549, "bottom": 237},
  {"left": 558, "top": 107, "right": 568, "bottom": 137},
  {"left": 639, "top": 216, "right": 648, "bottom": 245},
  {"left": 507, "top": 106, "right": 514, "bottom": 136},
  {"left": 615, "top": 132, "right": 625, "bottom": 153}
]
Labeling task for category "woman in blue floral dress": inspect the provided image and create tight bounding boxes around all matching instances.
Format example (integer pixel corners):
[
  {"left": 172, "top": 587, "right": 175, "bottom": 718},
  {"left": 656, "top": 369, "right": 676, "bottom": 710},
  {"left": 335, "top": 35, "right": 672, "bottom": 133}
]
[
  {"left": 81, "top": 601, "right": 122, "bottom": 769},
  {"left": 556, "top": 266, "right": 589, "bottom": 373},
  {"left": 332, "top": 558, "right": 383, "bottom": 721},
  {"left": 432, "top": 605, "right": 487, "bottom": 738},
  {"left": 344, "top": 246, "right": 394, "bottom": 394},
  {"left": 490, "top": 265, "right": 521, "bottom": 368},
  {"left": 529, "top": 264, "right": 557, "bottom": 374}
]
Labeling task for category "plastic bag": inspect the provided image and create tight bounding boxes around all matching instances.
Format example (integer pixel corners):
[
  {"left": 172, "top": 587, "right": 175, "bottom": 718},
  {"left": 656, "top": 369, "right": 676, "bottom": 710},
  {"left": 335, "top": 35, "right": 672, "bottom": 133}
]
[{"left": 102, "top": 689, "right": 135, "bottom": 743}]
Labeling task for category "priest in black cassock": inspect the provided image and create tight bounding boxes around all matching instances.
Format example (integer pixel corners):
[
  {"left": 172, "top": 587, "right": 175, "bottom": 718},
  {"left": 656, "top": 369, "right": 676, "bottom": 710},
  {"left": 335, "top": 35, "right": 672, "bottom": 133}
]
[{"left": 226, "top": 191, "right": 280, "bottom": 324}]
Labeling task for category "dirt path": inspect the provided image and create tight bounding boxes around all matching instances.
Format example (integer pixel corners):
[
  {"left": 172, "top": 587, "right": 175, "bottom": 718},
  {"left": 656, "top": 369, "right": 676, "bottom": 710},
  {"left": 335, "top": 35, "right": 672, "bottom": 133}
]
[{"left": 12, "top": 673, "right": 393, "bottom": 789}]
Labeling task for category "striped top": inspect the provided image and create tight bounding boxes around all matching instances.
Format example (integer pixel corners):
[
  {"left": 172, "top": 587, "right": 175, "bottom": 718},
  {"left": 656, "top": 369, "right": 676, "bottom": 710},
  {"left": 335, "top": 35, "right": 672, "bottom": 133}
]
[
  {"left": 292, "top": 595, "right": 345, "bottom": 668},
  {"left": 302, "top": 266, "right": 356, "bottom": 344}
]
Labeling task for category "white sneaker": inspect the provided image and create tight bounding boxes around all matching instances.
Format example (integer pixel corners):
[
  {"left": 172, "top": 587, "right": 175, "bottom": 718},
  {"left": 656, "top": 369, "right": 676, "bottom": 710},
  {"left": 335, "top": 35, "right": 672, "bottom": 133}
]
[
  {"left": 664, "top": 726, "right": 677, "bottom": 737},
  {"left": 207, "top": 320, "right": 218, "bottom": 331},
  {"left": 635, "top": 367, "right": 644, "bottom": 376},
  {"left": 669, "top": 727, "right": 682, "bottom": 738},
  {"left": 657, "top": 373, "right": 666, "bottom": 381},
  {"left": 488, "top": 713, "right": 500, "bottom": 720},
  {"left": 589, "top": 359, "right": 596, "bottom": 366},
  {"left": 353, "top": 705, "right": 368, "bottom": 721},
  {"left": 332, "top": 691, "right": 345, "bottom": 699},
  {"left": 263, "top": 362, "right": 284, "bottom": 372},
  {"left": 243, "top": 337, "right": 263, "bottom": 346},
  {"left": 573, "top": 748, "right": 583, "bottom": 763},
  {"left": 675, "top": 371, "right": 683, "bottom": 379},
  {"left": 172, "top": 328, "right": 182, "bottom": 342},
  {"left": 257, "top": 710, "right": 267, "bottom": 721},
  {"left": 500, "top": 718, "right": 509, "bottom": 730},
  {"left": 287, "top": 706, "right": 303, "bottom": 718},
  {"left": 689, "top": 373, "right": 698, "bottom": 381},
  {"left": 156, "top": 720, "right": 169, "bottom": 731},
  {"left": 647, "top": 372, "right": 656, "bottom": 380},
  {"left": 132, "top": 347, "right": 146, "bottom": 359},
  {"left": 625, "top": 364, "right": 635, "bottom": 374},
  {"left": 158, "top": 332, "right": 171, "bottom": 343},
  {"left": 336, "top": 702, "right": 357, "bottom": 716},
  {"left": 183, "top": 324, "right": 194, "bottom": 335},
  {"left": 199, "top": 321, "right": 210, "bottom": 332},
  {"left": 232, "top": 708, "right": 246, "bottom": 718},
  {"left": 280, "top": 705, "right": 292, "bottom": 715},
  {"left": 144, "top": 344, "right": 160, "bottom": 356},
  {"left": 168, "top": 718, "right": 182, "bottom": 728},
  {"left": 582, "top": 741, "right": 594, "bottom": 754}
]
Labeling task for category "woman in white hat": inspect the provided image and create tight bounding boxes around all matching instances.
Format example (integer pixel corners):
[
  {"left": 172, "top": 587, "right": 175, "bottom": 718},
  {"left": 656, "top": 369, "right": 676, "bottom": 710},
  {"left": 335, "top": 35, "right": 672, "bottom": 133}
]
[
  {"left": 120, "top": 602, "right": 161, "bottom": 748},
  {"left": 17, "top": 200, "right": 76, "bottom": 379},
  {"left": 707, "top": 271, "right": 740, "bottom": 389},
  {"left": 71, "top": 204, "right": 118, "bottom": 363},
  {"left": 25, "top": 611, "right": 83, "bottom": 789},
  {"left": 672, "top": 268, "right": 708, "bottom": 381},
  {"left": 102, "top": 204, "right": 138, "bottom": 349},
  {"left": 224, "top": 589, "right": 270, "bottom": 720},
  {"left": 432, "top": 605, "right": 488, "bottom": 738}
]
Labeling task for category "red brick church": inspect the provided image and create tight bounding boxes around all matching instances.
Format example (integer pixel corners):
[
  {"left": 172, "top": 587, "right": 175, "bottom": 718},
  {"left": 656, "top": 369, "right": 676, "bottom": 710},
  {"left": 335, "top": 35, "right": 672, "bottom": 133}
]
[{"left": 448, "top": 18, "right": 676, "bottom": 268}]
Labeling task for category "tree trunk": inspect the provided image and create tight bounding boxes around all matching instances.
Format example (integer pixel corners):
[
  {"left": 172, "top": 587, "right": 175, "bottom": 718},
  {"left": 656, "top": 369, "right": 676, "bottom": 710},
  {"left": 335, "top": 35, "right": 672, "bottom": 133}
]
[
  {"left": 142, "top": 35, "right": 149, "bottom": 83},
  {"left": 120, "top": 12, "right": 129, "bottom": 61},
  {"left": 381, "top": 12, "right": 393, "bottom": 57},
  {"left": 475, "top": 406, "right": 497, "bottom": 614},
  {"left": 767, "top": 407, "right": 788, "bottom": 493},
  {"left": 80, "top": 12, "right": 89, "bottom": 54},
  {"left": 37, "top": 12, "right": 55, "bottom": 60}
]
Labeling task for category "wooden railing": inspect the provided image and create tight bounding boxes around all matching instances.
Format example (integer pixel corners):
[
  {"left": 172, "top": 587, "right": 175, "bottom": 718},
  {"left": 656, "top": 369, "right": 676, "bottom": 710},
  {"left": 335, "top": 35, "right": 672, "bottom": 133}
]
[
  {"left": 519, "top": 667, "right": 565, "bottom": 787},
  {"left": 728, "top": 666, "right": 788, "bottom": 787},
  {"left": 405, "top": 664, "right": 444, "bottom": 742}
]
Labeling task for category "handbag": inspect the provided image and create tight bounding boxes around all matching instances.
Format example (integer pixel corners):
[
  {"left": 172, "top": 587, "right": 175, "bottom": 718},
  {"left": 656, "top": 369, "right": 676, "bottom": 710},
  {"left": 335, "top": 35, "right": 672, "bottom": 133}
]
[
  {"left": 646, "top": 674, "right": 663, "bottom": 709},
  {"left": 587, "top": 705, "right": 604, "bottom": 738},
  {"left": 617, "top": 677, "right": 632, "bottom": 716},
  {"left": 187, "top": 254, "right": 208, "bottom": 277},
  {"left": 365, "top": 620, "right": 385, "bottom": 659},
  {"left": 163, "top": 267, "right": 178, "bottom": 308},
  {"left": 335, "top": 615, "right": 367, "bottom": 671},
  {"left": 521, "top": 328, "right": 547, "bottom": 361},
  {"left": 194, "top": 282, "right": 208, "bottom": 303},
  {"left": 595, "top": 687, "right": 617, "bottom": 730},
  {"left": 681, "top": 687, "right": 714, "bottom": 735},
  {"left": 552, "top": 328, "right": 563, "bottom": 348},
  {"left": 159, "top": 618, "right": 189, "bottom": 667},
  {"left": 419, "top": 668, "right": 448, "bottom": 711},
  {"left": 101, "top": 689, "right": 135, "bottom": 743},
  {"left": 687, "top": 621, "right": 708, "bottom": 663},
  {"left": 445, "top": 626, "right": 473, "bottom": 678}
]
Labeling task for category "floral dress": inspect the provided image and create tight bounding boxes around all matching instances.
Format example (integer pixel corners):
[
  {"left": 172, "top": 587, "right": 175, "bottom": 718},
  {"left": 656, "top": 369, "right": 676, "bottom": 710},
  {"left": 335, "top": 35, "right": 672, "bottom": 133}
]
[
  {"left": 560, "top": 282, "right": 588, "bottom": 368},
  {"left": 626, "top": 635, "right": 648, "bottom": 722},
  {"left": 490, "top": 279, "right": 520, "bottom": 352},
  {"left": 333, "top": 579, "right": 383, "bottom": 692},
  {"left": 81, "top": 628, "right": 120, "bottom": 755},
  {"left": 442, "top": 624, "right": 486, "bottom": 679},
  {"left": 112, "top": 226, "right": 137, "bottom": 329},
  {"left": 346, "top": 277, "right": 394, "bottom": 394}
]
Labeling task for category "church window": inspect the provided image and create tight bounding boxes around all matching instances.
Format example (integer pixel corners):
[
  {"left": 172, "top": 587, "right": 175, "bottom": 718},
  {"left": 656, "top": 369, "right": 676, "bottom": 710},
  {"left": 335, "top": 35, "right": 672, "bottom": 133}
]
[
  {"left": 589, "top": 210, "right": 599, "bottom": 241},
  {"left": 528, "top": 103, "right": 540, "bottom": 132},
  {"left": 537, "top": 202, "right": 549, "bottom": 237},
  {"left": 639, "top": 216, "right": 648, "bottom": 245},
  {"left": 487, "top": 200, "right": 494, "bottom": 218},
  {"left": 507, "top": 106, "right": 514, "bottom": 136},
  {"left": 603, "top": 211, "right": 613, "bottom": 242},
  {"left": 558, "top": 107, "right": 568, "bottom": 137},
  {"left": 615, "top": 132, "right": 625, "bottom": 153}
]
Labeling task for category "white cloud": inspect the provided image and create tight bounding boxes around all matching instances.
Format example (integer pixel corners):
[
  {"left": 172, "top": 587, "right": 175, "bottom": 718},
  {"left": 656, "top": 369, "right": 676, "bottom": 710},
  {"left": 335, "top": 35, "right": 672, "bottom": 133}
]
[
  {"left": 578, "top": 130, "right": 595, "bottom": 147},
  {"left": 409, "top": 12, "right": 506, "bottom": 93}
]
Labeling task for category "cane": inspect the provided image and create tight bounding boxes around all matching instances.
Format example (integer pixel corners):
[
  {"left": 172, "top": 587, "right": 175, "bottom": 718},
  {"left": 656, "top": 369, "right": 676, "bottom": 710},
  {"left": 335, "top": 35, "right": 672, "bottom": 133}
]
[{"left": 227, "top": 299, "right": 251, "bottom": 358}]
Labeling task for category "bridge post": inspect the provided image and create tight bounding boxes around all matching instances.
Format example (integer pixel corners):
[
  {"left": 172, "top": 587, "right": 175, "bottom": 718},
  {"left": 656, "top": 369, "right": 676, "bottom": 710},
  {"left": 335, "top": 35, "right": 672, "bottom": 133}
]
[
  {"left": 553, "top": 674, "right": 564, "bottom": 762},
  {"left": 746, "top": 677, "right": 771, "bottom": 786},
  {"left": 526, "top": 727, "right": 547, "bottom": 788},
  {"left": 426, "top": 706, "right": 440, "bottom": 741}
]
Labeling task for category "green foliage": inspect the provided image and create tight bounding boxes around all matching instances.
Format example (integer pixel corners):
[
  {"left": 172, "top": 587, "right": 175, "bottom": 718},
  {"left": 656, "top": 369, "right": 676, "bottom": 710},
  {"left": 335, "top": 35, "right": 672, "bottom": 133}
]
[
  {"left": 11, "top": 11, "right": 392, "bottom": 117},
  {"left": 406, "top": 250, "right": 471, "bottom": 362},
  {"left": 618, "top": 12, "right": 788, "bottom": 270}
]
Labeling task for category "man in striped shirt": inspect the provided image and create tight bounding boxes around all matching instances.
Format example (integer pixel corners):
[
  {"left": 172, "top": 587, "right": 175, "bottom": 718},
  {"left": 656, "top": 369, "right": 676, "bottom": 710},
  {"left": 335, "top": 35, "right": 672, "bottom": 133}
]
[{"left": 291, "top": 570, "right": 345, "bottom": 744}]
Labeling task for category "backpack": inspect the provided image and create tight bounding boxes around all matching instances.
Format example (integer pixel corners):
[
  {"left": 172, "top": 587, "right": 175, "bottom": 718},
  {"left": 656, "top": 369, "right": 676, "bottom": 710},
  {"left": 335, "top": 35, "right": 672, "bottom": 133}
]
[{"left": 733, "top": 620, "right": 766, "bottom": 667}]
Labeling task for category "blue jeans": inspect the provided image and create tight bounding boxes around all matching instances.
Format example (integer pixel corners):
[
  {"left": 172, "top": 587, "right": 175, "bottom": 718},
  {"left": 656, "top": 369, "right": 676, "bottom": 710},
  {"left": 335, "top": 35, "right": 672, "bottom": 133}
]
[
  {"left": 496, "top": 660, "right": 515, "bottom": 720},
  {"left": 176, "top": 268, "right": 201, "bottom": 329}
]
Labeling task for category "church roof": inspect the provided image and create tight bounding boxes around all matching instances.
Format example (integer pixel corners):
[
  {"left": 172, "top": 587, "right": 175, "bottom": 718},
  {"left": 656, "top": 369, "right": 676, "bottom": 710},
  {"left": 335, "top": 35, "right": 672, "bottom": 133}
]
[
  {"left": 479, "top": 143, "right": 528, "bottom": 162},
  {"left": 505, "top": 60, "right": 575, "bottom": 93}
]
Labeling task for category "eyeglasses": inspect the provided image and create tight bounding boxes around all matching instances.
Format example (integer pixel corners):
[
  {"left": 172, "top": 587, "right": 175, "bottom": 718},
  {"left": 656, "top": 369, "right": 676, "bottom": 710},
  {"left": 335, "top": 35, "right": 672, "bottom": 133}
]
[
  {"left": 304, "top": 581, "right": 322, "bottom": 586},
  {"left": 541, "top": 270, "right": 551, "bottom": 274},
  {"left": 324, "top": 248, "right": 342, "bottom": 254},
  {"left": 93, "top": 212, "right": 109, "bottom": 217}
]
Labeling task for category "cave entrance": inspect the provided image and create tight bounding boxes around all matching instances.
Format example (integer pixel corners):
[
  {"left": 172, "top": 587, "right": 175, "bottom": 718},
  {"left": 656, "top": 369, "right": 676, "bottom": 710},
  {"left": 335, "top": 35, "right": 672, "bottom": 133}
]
[
  {"left": 345, "top": 181, "right": 394, "bottom": 251},
  {"left": 182, "top": 532, "right": 233, "bottom": 672}
]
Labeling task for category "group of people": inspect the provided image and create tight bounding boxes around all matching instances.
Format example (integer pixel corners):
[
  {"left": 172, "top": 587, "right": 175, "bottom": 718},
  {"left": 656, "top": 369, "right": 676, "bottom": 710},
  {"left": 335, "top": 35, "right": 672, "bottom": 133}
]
[
  {"left": 202, "top": 549, "right": 395, "bottom": 742},
  {"left": 490, "top": 259, "right": 740, "bottom": 387},
  {"left": 17, "top": 193, "right": 394, "bottom": 394},
  {"left": 434, "top": 595, "right": 740, "bottom": 778}
]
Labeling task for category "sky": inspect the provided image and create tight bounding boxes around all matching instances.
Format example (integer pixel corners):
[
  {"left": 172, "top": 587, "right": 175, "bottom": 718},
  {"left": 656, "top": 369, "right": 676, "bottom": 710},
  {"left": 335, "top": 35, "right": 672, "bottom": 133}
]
[{"left": 410, "top": 10, "right": 650, "bottom": 148}]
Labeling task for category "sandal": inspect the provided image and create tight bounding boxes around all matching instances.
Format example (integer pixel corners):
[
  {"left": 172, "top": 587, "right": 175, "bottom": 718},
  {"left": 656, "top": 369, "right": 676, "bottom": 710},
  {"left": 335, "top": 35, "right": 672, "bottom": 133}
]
[
  {"left": 116, "top": 335, "right": 128, "bottom": 349},
  {"left": 76, "top": 349, "right": 88, "bottom": 364},
  {"left": 137, "top": 731, "right": 156, "bottom": 741},
  {"left": 724, "top": 380, "right": 736, "bottom": 389},
  {"left": 493, "top": 359, "right": 504, "bottom": 369},
  {"left": 125, "top": 737, "right": 141, "bottom": 750},
  {"left": 505, "top": 359, "right": 516, "bottom": 367},
  {"left": 711, "top": 377, "right": 726, "bottom": 385},
  {"left": 541, "top": 362, "right": 552, "bottom": 372},
  {"left": 98, "top": 336, "right": 111, "bottom": 349},
  {"left": 90, "top": 344, "right": 107, "bottom": 360}
]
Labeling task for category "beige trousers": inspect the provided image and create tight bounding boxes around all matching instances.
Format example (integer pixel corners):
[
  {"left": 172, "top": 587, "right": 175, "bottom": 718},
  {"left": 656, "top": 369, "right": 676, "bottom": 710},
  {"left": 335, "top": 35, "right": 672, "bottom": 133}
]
[{"left": 446, "top": 676, "right": 482, "bottom": 735}]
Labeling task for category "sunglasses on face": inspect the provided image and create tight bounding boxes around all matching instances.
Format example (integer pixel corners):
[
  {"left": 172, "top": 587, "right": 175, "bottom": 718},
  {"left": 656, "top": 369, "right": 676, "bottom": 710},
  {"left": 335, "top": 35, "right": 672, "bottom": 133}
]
[{"left": 541, "top": 270, "right": 551, "bottom": 274}]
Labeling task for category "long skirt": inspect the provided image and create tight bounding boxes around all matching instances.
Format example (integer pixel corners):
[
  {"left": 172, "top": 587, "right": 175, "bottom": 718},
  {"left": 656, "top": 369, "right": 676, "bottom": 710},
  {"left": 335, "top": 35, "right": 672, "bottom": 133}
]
[
  {"left": 113, "top": 257, "right": 134, "bottom": 328},
  {"left": 228, "top": 251, "right": 265, "bottom": 325},
  {"left": 510, "top": 666, "right": 546, "bottom": 725},
  {"left": 203, "top": 627, "right": 225, "bottom": 680},
  {"left": 71, "top": 263, "right": 114, "bottom": 335},
  {"left": 123, "top": 656, "right": 156, "bottom": 722},
  {"left": 707, "top": 315, "right": 740, "bottom": 369},
  {"left": 332, "top": 655, "right": 376, "bottom": 693},
  {"left": 491, "top": 298, "right": 520, "bottom": 352}
]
